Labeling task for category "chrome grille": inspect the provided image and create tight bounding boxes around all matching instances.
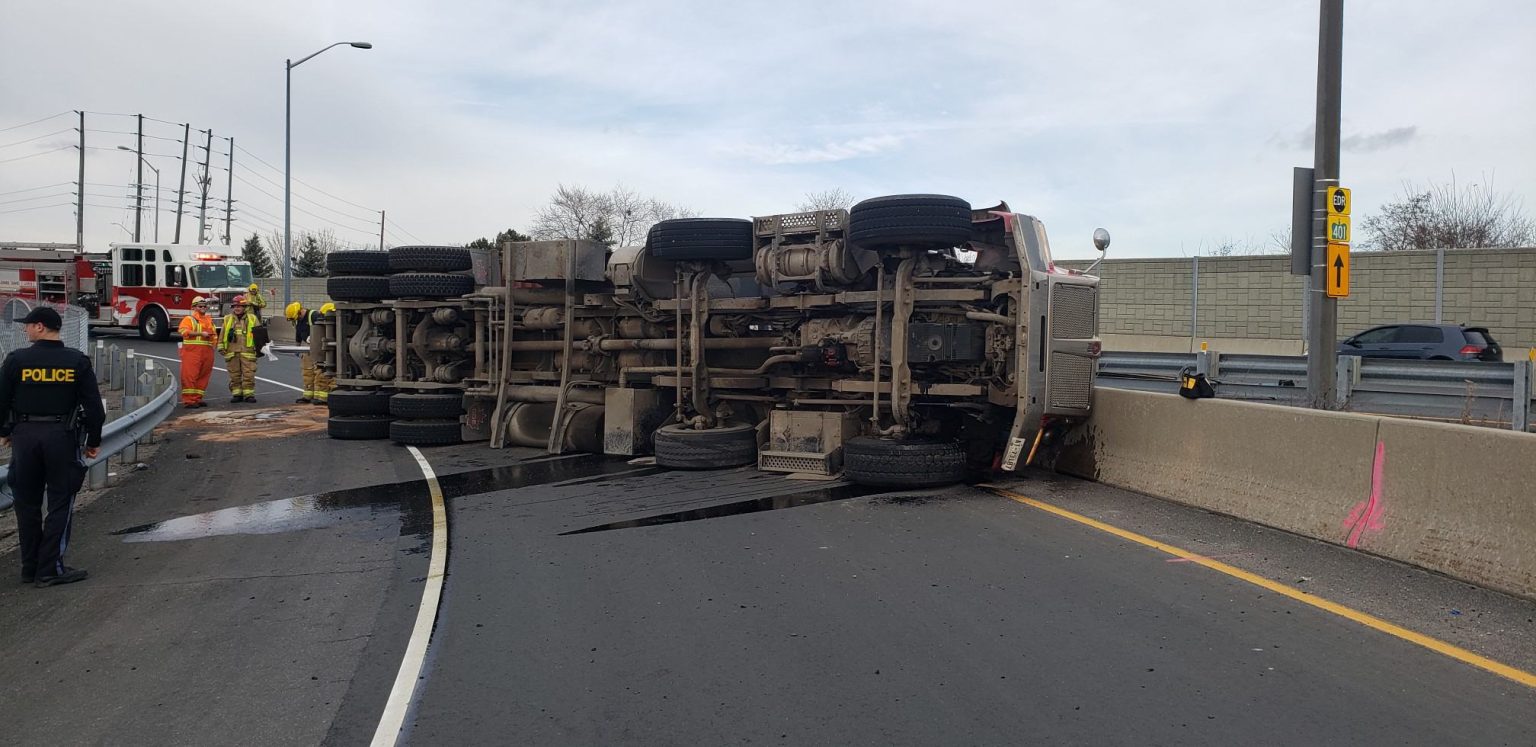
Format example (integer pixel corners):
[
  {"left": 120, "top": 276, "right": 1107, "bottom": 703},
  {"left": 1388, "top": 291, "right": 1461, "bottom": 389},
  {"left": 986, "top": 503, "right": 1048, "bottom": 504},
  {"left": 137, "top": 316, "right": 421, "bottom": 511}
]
[
  {"left": 1050, "top": 283, "right": 1097, "bottom": 340},
  {"left": 1048, "top": 353, "right": 1094, "bottom": 410}
]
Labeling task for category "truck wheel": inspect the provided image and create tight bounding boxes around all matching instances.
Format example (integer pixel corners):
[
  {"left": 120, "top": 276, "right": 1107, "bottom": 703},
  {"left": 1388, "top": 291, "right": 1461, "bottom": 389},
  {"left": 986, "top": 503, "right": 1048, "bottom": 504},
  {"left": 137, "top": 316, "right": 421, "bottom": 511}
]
[
  {"left": 653, "top": 421, "right": 757, "bottom": 469},
  {"left": 646, "top": 218, "right": 754, "bottom": 261},
  {"left": 328, "top": 389, "right": 392, "bottom": 417},
  {"left": 390, "top": 418, "right": 463, "bottom": 446},
  {"left": 327, "top": 250, "right": 392, "bottom": 275},
  {"left": 328, "top": 276, "right": 394, "bottom": 302},
  {"left": 139, "top": 307, "right": 170, "bottom": 341},
  {"left": 842, "top": 437, "right": 966, "bottom": 488},
  {"left": 848, "top": 194, "right": 973, "bottom": 249},
  {"left": 389, "top": 272, "right": 474, "bottom": 299},
  {"left": 389, "top": 245, "right": 473, "bottom": 272},
  {"left": 389, "top": 392, "right": 465, "bottom": 419},
  {"left": 328, "top": 415, "right": 393, "bottom": 440}
]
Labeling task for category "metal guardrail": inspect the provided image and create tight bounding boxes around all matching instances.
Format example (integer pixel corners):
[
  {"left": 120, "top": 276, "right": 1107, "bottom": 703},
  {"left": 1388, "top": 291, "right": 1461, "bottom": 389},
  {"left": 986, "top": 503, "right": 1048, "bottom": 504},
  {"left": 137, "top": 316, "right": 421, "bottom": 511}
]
[
  {"left": 1098, "top": 351, "right": 1535, "bottom": 431},
  {"left": 0, "top": 343, "right": 177, "bottom": 511}
]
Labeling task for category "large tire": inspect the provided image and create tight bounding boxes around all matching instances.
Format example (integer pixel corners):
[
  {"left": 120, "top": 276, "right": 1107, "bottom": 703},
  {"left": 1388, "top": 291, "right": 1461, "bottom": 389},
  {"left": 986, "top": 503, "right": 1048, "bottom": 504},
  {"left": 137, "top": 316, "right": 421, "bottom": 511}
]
[
  {"left": 842, "top": 437, "right": 966, "bottom": 488},
  {"left": 389, "top": 392, "right": 465, "bottom": 419},
  {"left": 389, "top": 272, "right": 474, "bottom": 299},
  {"left": 328, "top": 389, "right": 392, "bottom": 417},
  {"left": 327, "top": 250, "right": 392, "bottom": 275},
  {"left": 390, "top": 418, "right": 463, "bottom": 446},
  {"left": 328, "top": 415, "right": 393, "bottom": 440},
  {"left": 646, "top": 218, "right": 754, "bottom": 261},
  {"left": 653, "top": 422, "right": 757, "bottom": 469},
  {"left": 848, "top": 194, "right": 973, "bottom": 249},
  {"left": 328, "top": 275, "right": 394, "bottom": 302},
  {"left": 389, "top": 245, "right": 473, "bottom": 272},
  {"left": 139, "top": 306, "right": 170, "bottom": 341}
]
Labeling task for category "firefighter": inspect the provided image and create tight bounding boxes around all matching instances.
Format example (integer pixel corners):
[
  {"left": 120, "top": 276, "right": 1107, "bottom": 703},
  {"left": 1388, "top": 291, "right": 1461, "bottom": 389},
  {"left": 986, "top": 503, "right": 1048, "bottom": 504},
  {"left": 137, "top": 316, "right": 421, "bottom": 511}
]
[
  {"left": 246, "top": 283, "right": 268, "bottom": 321},
  {"left": 176, "top": 296, "right": 216, "bottom": 408},
  {"left": 217, "top": 295, "right": 260, "bottom": 403},
  {"left": 287, "top": 301, "right": 333, "bottom": 405},
  {"left": 0, "top": 306, "right": 106, "bottom": 587}
]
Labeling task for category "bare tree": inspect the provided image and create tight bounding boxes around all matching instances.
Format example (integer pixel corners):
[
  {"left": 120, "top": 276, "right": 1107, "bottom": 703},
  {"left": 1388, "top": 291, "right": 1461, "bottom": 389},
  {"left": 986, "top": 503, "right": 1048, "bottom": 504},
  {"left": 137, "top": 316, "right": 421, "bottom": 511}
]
[
  {"left": 531, "top": 184, "right": 698, "bottom": 247},
  {"left": 1361, "top": 177, "right": 1534, "bottom": 251},
  {"left": 795, "top": 188, "right": 856, "bottom": 213}
]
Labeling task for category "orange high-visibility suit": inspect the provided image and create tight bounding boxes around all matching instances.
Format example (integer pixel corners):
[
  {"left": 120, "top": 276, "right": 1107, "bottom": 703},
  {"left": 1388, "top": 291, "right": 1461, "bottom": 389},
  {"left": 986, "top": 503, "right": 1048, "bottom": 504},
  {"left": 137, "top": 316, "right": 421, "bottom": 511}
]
[{"left": 177, "top": 310, "right": 216, "bottom": 407}]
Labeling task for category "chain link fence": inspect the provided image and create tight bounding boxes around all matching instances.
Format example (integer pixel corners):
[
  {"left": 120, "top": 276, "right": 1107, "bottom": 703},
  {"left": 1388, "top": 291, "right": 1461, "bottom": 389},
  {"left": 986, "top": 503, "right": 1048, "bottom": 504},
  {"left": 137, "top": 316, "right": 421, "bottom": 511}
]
[{"left": 0, "top": 296, "right": 91, "bottom": 358}]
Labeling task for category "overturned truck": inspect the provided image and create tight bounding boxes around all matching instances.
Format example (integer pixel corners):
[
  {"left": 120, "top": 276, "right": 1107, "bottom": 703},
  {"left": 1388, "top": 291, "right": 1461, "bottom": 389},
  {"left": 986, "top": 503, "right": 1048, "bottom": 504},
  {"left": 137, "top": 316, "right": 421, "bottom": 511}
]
[{"left": 314, "top": 194, "right": 1104, "bottom": 488}]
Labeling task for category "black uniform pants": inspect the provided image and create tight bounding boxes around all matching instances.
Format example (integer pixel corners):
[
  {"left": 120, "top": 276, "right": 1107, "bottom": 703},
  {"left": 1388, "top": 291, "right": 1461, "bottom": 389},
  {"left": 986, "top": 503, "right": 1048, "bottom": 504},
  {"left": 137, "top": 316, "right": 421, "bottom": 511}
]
[{"left": 7, "top": 421, "right": 85, "bottom": 578}]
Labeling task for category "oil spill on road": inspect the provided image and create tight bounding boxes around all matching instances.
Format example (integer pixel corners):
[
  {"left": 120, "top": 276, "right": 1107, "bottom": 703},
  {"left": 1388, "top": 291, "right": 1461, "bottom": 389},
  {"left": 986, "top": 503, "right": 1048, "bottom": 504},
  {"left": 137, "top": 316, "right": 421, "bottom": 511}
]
[
  {"left": 559, "top": 484, "right": 880, "bottom": 535},
  {"left": 113, "top": 453, "right": 638, "bottom": 543}
]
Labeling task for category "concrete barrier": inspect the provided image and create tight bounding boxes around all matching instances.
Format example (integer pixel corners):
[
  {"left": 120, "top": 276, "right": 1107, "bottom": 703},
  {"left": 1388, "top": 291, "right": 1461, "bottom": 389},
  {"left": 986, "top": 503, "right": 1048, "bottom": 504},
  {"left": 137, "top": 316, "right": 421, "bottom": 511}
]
[{"left": 1057, "top": 387, "right": 1536, "bottom": 599}]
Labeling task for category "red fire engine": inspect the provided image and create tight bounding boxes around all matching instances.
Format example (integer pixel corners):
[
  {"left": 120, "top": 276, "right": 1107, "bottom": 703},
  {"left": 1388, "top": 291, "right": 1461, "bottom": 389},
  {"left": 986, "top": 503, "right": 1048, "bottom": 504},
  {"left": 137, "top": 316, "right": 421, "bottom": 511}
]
[{"left": 0, "top": 242, "right": 254, "bottom": 340}]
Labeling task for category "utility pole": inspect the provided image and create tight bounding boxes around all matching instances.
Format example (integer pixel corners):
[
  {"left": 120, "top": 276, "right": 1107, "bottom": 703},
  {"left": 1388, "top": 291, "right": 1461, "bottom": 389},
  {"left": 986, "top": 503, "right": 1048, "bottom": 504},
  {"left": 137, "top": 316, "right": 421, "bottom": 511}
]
[
  {"left": 134, "top": 114, "right": 144, "bottom": 242},
  {"left": 75, "top": 111, "right": 84, "bottom": 252},
  {"left": 225, "top": 136, "right": 235, "bottom": 244},
  {"left": 197, "top": 128, "right": 213, "bottom": 244},
  {"left": 379, "top": 210, "right": 385, "bottom": 250},
  {"left": 1305, "top": 0, "right": 1344, "bottom": 408},
  {"left": 174, "top": 123, "right": 189, "bottom": 243}
]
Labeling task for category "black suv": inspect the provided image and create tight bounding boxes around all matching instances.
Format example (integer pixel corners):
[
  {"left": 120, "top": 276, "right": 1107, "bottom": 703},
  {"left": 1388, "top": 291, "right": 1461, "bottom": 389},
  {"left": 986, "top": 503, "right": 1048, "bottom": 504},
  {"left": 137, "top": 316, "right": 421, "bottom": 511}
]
[{"left": 1338, "top": 323, "right": 1503, "bottom": 362}]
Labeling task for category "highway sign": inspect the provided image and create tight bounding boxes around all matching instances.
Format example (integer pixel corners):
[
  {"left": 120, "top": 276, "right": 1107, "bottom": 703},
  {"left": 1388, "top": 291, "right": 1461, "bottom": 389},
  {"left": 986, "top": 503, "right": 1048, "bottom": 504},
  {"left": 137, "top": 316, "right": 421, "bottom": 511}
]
[
  {"left": 1327, "top": 214, "right": 1351, "bottom": 242},
  {"left": 1327, "top": 186, "right": 1351, "bottom": 216},
  {"left": 1326, "top": 242, "right": 1350, "bottom": 297}
]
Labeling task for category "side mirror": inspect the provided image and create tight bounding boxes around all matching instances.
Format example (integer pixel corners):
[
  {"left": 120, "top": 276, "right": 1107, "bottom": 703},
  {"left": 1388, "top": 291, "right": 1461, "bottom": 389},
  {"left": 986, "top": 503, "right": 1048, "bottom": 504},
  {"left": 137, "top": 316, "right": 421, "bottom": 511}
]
[{"left": 1085, "top": 228, "right": 1111, "bottom": 274}]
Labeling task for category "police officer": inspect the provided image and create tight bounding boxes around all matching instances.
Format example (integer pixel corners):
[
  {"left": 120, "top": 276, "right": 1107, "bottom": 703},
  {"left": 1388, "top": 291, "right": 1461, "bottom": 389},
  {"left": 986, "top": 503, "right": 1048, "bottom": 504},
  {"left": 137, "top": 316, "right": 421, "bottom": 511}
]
[{"left": 0, "top": 307, "right": 106, "bottom": 588}]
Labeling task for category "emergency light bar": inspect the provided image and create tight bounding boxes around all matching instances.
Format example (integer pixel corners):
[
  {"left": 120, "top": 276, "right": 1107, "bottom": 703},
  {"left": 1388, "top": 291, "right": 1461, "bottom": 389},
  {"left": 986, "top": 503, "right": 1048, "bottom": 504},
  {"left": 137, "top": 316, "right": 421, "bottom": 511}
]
[{"left": 193, "top": 252, "right": 223, "bottom": 261}]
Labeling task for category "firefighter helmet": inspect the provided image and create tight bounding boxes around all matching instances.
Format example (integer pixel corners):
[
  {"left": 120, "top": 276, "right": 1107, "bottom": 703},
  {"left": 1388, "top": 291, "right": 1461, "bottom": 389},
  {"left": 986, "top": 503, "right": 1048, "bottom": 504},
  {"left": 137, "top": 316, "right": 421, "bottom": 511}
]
[
  {"left": 319, "top": 302, "right": 336, "bottom": 314},
  {"left": 232, "top": 295, "right": 248, "bottom": 306},
  {"left": 191, "top": 296, "right": 208, "bottom": 307},
  {"left": 285, "top": 302, "right": 302, "bottom": 321},
  {"left": 248, "top": 283, "right": 260, "bottom": 292}
]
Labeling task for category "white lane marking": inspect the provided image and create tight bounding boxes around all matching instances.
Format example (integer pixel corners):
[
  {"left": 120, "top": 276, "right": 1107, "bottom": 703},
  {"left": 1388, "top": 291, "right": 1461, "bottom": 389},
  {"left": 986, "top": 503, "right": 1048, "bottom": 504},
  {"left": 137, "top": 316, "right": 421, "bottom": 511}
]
[
  {"left": 372, "top": 446, "right": 449, "bottom": 747},
  {"left": 136, "top": 352, "right": 304, "bottom": 393}
]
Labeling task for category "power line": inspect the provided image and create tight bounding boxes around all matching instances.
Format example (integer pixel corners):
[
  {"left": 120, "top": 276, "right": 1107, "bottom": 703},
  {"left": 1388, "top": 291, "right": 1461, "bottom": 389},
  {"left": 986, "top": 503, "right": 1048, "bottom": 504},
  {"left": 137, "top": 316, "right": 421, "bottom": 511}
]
[
  {"left": 231, "top": 160, "right": 380, "bottom": 223},
  {"left": 232, "top": 142, "right": 379, "bottom": 212},
  {"left": 0, "top": 191, "right": 75, "bottom": 207},
  {"left": 0, "top": 182, "right": 72, "bottom": 198},
  {"left": 0, "top": 145, "right": 74, "bottom": 165},
  {"left": 387, "top": 218, "right": 427, "bottom": 244},
  {"left": 0, "top": 112, "right": 70, "bottom": 134},
  {"left": 83, "top": 129, "right": 184, "bottom": 144},
  {"left": 82, "top": 145, "right": 182, "bottom": 159},
  {"left": 0, "top": 202, "right": 73, "bottom": 216},
  {"left": 0, "top": 128, "right": 74, "bottom": 151}
]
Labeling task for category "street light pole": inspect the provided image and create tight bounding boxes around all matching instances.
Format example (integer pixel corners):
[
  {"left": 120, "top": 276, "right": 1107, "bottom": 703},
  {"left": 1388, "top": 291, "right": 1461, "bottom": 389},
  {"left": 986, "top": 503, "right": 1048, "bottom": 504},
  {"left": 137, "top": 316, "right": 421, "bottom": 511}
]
[
  {"left": 284, "top": 40, "right": 373, "bottom": 308},
  {"left": 118, "top": 146, "right": 161, "bottom": 242}
]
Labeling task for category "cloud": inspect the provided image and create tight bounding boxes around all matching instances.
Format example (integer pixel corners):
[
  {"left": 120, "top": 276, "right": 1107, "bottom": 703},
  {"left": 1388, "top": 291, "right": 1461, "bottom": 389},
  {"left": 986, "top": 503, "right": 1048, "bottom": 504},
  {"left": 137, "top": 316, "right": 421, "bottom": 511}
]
[
  {"left": 1342, "top": 126, "right": 1419, "bottom": 153},
  {"left": 715, "top": 135, "right": 906, "bottom": 166},
  {"left": 1271, "top": 124, "right": 1418, "bottom": 152}
]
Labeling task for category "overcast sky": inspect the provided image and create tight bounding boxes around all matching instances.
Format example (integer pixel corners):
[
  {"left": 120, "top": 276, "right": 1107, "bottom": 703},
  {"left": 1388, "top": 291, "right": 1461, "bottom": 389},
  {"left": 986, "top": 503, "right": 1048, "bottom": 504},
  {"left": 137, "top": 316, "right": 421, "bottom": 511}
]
[{"left": 2, "top": 0, "right": 1532, "bottom": 260}]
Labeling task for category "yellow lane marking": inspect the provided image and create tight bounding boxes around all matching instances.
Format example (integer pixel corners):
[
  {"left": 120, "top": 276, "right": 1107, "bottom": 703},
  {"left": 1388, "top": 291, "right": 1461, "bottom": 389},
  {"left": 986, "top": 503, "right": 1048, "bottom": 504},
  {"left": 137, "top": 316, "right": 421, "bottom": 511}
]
[
  {"left": 986, "top": 487, "right": 1536, "bottom": 690},
  {"left": 372, "top": 447, "right": 450, "bottom": 746}
]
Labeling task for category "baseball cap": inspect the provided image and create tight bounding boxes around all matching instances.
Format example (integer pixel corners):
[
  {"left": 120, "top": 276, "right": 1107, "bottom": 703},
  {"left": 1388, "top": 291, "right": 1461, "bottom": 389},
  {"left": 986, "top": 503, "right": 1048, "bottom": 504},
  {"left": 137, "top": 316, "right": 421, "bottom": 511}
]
[{"left": 15, "top": 306, "right": 63, "bottom": 330}]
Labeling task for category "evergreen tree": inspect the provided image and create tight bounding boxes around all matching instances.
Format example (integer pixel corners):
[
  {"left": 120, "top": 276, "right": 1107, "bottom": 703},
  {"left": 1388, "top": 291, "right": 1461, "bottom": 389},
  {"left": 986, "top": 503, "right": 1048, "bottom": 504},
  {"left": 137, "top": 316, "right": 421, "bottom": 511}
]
[
  {"left": 294, "top": 234, "right": 329, "bottom": 277},
  {"left": 466, "top": 228, "right": 532, "bottom": 249},
  {"left": 240, "top": 233, "right": 276, "bottom": 278}
]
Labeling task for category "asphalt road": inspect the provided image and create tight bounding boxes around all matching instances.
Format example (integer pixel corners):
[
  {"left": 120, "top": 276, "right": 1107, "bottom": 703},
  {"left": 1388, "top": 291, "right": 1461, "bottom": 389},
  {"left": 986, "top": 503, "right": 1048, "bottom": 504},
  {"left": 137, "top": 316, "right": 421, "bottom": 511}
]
[{"left": 0, "top": 335, "right": 1533, "bottom": 744}]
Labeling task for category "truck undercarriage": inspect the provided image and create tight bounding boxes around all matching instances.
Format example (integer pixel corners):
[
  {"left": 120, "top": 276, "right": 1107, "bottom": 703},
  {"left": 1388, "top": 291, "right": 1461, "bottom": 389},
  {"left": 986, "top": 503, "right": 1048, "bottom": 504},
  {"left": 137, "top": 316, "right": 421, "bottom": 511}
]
[{"left": 314, "top": 194, "right": 1102, "bottom": 488}]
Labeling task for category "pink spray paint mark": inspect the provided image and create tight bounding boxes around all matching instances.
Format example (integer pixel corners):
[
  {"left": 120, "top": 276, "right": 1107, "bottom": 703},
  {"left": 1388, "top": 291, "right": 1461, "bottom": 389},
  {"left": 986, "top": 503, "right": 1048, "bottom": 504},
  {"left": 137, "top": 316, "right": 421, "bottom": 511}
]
[{"left": 1344, "top": 441, "right": 1387, "bottom": 548}]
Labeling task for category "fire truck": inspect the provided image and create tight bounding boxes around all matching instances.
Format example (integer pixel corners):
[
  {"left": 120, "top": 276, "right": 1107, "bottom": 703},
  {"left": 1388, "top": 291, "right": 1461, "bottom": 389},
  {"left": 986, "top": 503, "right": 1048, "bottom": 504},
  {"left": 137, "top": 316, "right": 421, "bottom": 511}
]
[{"left": 0, "top": 242, "right": 254, "bottom": 340}]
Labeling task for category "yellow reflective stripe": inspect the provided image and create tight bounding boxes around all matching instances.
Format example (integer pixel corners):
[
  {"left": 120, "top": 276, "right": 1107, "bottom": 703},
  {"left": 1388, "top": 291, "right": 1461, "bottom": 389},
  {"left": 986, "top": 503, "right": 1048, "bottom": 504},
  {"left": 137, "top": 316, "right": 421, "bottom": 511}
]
[{"left": 181, "top": 340, "right": 213, "bottom": 346}]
